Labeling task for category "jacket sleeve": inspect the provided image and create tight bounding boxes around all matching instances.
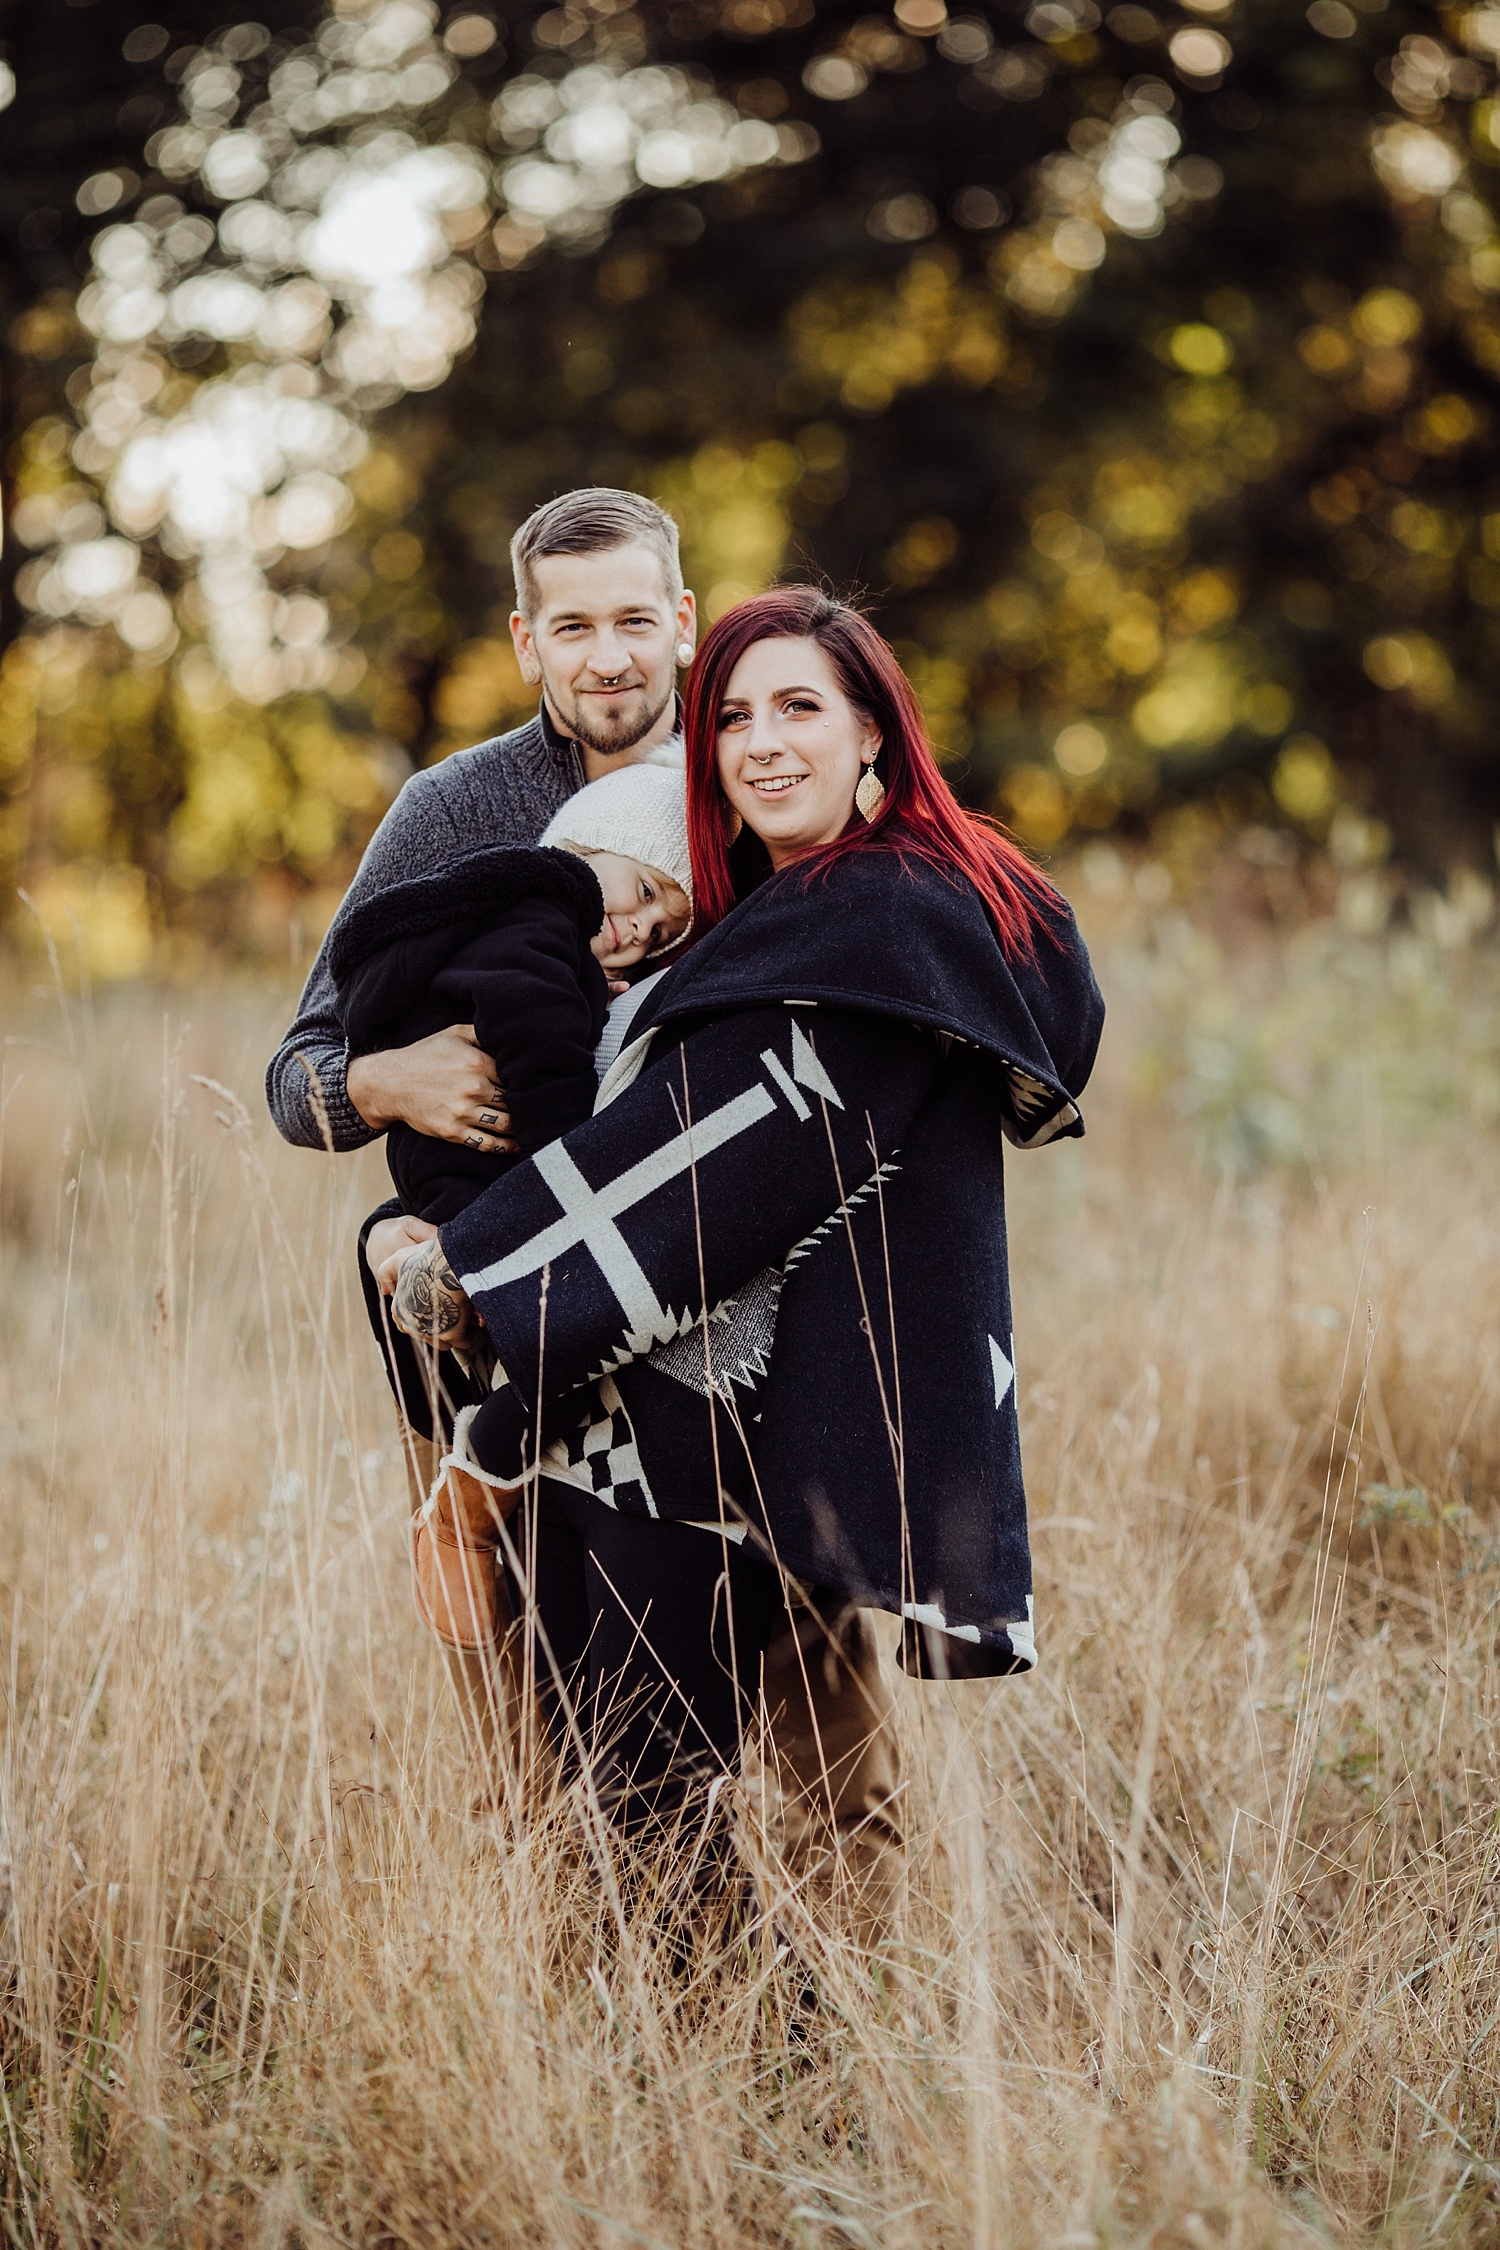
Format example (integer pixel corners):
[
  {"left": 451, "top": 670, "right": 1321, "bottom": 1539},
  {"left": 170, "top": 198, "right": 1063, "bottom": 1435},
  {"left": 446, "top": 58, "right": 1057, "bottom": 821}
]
[
  {"left": 264, "top": 768, "right": 470, "bottom": 1151},
  {"left": 464, "top": 898, "right": 603, "bottom": 1154},
  {"left": 438, "top": 1003, "right": 943, "bottom": 1480}
]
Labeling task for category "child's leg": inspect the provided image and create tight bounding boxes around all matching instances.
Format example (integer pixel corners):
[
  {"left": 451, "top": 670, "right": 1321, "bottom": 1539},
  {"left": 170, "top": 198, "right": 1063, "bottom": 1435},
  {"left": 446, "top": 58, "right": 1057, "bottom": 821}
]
[
  {"left": 401, "top": 1429, "right": 544, "bottom": 1807},
  {"left": 362, "top": 1208, "right": 536, "bottom": 1805}
]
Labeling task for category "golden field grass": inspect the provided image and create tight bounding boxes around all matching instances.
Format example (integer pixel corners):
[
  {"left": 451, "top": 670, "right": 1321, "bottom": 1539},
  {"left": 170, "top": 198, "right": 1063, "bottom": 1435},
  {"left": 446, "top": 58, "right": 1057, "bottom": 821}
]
[{"left": 2, "top": 861, "right": 1498, "bottom": 2247}]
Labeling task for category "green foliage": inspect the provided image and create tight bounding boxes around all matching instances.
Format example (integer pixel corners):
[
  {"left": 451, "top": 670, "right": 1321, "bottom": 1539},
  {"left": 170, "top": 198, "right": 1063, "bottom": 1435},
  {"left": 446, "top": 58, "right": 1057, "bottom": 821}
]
[
  {"left": 6, "top": 0, "right": 1500, "bottom": 963},
  {"left": 1359, "top": 1481, "right": 1473, "bottom": 1530},
  {"left": 1080, "top": 835, "right": 1500, "bottom": 1170}
]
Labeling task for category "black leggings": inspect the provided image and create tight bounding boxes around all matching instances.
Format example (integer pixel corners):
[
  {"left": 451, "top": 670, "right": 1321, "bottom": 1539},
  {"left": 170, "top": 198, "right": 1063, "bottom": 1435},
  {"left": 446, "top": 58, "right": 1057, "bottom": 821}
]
[{"left": 503, "top": 1481, "right": 795, "bottom": 1836}]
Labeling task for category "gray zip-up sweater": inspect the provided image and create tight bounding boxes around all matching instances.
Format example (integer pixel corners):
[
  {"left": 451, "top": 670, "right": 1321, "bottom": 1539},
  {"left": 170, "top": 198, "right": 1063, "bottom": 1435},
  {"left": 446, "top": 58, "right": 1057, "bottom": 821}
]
[{"left": 266, "top": 709, "right": 585, "bottom": 1151}]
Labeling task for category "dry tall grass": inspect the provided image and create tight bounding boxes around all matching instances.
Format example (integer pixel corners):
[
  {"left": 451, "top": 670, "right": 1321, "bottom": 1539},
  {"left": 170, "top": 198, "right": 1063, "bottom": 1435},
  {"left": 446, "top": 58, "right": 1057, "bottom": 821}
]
[{"left": 3, "top": 873, "right": 1498, "bottom": 2247}]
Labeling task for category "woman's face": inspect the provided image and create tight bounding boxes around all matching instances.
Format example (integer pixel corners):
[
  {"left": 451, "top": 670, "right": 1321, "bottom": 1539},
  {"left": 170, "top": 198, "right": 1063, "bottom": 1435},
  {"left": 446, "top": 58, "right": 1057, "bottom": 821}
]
[{"left": 715, "top": 636, "right": 880, "bottom": 871}]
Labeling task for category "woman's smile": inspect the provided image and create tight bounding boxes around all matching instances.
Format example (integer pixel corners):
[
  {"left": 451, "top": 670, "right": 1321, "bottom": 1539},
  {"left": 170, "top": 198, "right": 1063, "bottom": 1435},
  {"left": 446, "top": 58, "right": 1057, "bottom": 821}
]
[{"left": 748, "top": 771, "right": 806, "bottom": 795}]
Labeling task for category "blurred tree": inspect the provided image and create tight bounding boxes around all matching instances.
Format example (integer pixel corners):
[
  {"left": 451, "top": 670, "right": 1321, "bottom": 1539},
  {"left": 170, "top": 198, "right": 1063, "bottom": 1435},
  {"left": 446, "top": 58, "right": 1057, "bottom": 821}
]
[{"left": 2, "top": 0, "right": 1498, "bottom": 972}]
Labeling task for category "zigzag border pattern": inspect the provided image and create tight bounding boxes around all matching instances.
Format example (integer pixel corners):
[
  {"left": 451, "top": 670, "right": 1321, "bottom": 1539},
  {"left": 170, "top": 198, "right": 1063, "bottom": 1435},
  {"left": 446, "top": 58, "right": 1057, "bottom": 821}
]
[
  {"left": 782, "top": 1157, "right": 902, "bottom": 1274},
  {"left": 575, "top": 1161, "right": 902, "bottom": 1384},
  {"left": 644, "top": 1265, "right": 782, "bottom": 1402}
]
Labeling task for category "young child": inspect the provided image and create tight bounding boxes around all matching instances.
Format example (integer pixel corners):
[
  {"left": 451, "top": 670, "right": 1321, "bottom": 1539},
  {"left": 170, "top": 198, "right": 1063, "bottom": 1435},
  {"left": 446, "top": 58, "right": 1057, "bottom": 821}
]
[
  {"left": 335, "top": 763, "right": 693, "bottom": 1651},
  {"left": 331, "top": 761, "right": 693, "bottom": 1224}
]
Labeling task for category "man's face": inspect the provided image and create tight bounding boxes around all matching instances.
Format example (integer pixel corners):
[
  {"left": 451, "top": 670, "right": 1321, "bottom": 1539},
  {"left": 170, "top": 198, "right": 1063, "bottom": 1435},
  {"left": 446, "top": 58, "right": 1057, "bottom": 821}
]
[{"left": 511, "top": 543, "right": 695, "bottom": 761}]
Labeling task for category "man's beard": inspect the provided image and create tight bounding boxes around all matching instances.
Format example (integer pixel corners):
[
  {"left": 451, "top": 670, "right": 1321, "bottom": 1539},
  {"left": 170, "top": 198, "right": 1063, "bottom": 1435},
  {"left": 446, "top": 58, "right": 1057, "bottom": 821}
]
[{"left": 545, "top": 673, "right": 674, "bottom": 758}]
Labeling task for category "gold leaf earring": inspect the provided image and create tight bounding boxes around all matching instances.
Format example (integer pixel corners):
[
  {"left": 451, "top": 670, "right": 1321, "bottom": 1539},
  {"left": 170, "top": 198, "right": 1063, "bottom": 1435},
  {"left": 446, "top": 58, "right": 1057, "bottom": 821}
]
[
  {"left": 722, "top": 797, "right": 743, "bottom": 845},
  {"left": 855, "top": 758, "right": 886, "bottom": 824}
]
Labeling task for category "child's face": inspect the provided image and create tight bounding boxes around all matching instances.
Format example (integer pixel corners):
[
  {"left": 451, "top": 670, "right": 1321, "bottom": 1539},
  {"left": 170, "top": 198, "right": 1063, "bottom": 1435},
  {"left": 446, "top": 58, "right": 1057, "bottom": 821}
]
[{"left": 586, "top": 851, "right": 691, "bottom": 969}]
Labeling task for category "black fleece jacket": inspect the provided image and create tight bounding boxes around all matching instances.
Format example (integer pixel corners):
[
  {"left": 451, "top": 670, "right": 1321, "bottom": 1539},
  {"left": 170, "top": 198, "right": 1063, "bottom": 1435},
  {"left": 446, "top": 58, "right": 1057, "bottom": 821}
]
[{"left": 327, "top": 844, "right": 609, "bottom": 1224}]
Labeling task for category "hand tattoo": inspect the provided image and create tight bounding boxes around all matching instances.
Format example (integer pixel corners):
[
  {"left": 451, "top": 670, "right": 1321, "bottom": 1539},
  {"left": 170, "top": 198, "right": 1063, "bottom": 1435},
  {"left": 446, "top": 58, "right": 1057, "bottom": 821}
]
[{"left": 392, "top": 1239, "right": 474, "bottom": 1347}]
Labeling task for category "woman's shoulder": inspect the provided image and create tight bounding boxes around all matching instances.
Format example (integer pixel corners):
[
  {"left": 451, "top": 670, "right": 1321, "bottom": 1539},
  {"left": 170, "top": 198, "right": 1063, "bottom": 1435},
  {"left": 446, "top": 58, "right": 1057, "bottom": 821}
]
[
  {"left": 644, "top": 834, "right": 1101, "bottom": 1110},
  {"left": 707, "top": 835, "right": 1082, "bottom": 975},
  {"left": 826, "top": 833, "right": 1080, "bottom": 927}
]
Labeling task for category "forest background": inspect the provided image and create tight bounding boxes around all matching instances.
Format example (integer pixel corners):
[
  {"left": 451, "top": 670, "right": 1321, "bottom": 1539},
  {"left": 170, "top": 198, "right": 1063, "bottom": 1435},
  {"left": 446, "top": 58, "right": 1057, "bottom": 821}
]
[{"left": 3, "top": 0, "right": 1500, "bottom": 977}]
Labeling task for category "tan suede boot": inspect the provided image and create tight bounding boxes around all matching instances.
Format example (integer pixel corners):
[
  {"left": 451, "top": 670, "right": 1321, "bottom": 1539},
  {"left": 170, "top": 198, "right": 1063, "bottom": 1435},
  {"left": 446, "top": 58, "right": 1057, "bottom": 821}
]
[{"left": 409, "top": 1453, "right": 520, "bottom": 1654}]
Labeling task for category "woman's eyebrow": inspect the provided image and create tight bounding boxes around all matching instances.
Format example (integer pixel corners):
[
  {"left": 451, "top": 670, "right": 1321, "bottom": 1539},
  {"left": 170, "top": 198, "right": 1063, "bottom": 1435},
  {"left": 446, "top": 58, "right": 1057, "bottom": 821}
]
[{"left": 718, "top": 683, "right": 822, "bottom": 711}]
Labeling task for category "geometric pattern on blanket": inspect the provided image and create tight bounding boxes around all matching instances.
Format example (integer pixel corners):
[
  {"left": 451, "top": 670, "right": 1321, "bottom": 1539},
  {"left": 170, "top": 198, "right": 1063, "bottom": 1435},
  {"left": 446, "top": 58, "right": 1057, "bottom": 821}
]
[
  {"left": 537, "top": 1152, "right": 917, "bottom": 1538},
  {"left": 642, "top": 1159, "right": 900, "bottom": 1405},
  {"left": 462, "top": 1014, "right": 856, "bottom": 1372},
  {"left": 541, "top": 1374, "right": 655, "bottom": 1515},
  {"left": 538, "top": 1152, "right": 910, "bottom": 1514},
  {"left": 641, "top": 1263, "right": 782, "bottom": 1403},
  {"left": 1001, "top": 1062, "right": 1080, "bottom": 1149}
]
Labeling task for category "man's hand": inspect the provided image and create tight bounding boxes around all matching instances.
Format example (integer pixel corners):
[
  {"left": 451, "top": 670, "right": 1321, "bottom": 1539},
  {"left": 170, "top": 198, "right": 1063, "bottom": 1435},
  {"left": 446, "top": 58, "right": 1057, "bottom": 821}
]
[
  {"left": 346, "top": 1025, "right": 515, "bottom": 1152},
  {"left": 386, "top": 1236, "right": 476, "bottom": 1349},
  {"left": 367, "top": 1212, "right": 438, "bottom": 1285}
]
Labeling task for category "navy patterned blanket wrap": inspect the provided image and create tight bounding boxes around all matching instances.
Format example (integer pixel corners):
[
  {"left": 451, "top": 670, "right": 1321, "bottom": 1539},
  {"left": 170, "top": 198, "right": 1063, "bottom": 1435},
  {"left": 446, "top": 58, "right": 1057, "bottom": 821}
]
[{"left": 440, "top": 846, "right": 1104, "bottom": 1679}]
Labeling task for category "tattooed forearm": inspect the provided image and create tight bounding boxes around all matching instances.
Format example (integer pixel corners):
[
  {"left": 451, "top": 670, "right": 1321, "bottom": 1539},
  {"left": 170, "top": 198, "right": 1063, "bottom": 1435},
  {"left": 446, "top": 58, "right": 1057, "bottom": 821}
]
[{"left": 392, "top": 1239, "right": 474, "bottom": 1347}]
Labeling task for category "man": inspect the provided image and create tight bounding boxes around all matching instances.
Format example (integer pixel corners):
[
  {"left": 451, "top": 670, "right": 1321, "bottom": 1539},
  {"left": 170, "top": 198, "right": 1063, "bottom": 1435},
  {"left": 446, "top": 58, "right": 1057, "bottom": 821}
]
[
  {"left": 266, "top": 482, "right": 700, "bottom": 1801},
  {"left": 267, "top": 486, "right": 696, "bottom": 1157}
]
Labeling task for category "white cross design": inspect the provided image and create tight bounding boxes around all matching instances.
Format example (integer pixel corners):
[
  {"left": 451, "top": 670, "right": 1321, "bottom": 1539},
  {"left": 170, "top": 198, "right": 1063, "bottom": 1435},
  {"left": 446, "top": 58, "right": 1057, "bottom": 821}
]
[{"left": 454, "top": 1080, "right": 777, "bottom": 1335}]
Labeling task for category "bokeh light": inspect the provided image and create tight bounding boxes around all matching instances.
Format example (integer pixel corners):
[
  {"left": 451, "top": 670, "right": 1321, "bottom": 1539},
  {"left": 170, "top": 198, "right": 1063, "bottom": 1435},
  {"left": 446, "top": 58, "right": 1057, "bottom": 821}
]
[{"left": 4, "top": 0, "right": 1500, "bottom": 968}]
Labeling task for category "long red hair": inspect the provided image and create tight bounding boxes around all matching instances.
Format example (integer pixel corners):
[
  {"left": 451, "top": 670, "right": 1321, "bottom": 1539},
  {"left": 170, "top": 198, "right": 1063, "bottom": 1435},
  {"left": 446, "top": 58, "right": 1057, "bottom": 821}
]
[{"left": 683, "top": 588, "right": 1058, "bottom": 958}]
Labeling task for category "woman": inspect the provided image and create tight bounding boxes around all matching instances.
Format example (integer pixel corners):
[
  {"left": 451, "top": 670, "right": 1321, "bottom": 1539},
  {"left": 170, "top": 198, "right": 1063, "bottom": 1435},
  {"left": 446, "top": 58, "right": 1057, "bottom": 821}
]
[{"left": 376, "top": 589, "right": 1104, "bottom": 1942}]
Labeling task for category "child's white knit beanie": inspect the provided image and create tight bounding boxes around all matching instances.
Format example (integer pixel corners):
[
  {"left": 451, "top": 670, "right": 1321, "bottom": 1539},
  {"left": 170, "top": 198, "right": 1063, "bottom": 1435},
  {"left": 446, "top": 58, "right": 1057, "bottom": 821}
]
[{"left": 540, "top": 762, "right": 693, "bottom": 903}]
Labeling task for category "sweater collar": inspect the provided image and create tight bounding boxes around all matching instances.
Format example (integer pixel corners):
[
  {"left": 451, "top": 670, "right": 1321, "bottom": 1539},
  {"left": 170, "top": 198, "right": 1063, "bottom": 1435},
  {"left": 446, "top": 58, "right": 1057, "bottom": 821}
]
[{"left": 538, "top": 697, "right": 585, "bottom": 783}]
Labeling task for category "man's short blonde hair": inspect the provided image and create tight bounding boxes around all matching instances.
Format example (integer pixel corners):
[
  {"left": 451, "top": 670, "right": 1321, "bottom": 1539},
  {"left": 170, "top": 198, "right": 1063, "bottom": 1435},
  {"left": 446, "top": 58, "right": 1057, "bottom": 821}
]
[{"left": 510, "top": 487, "right": 683, "bottom": 619}]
